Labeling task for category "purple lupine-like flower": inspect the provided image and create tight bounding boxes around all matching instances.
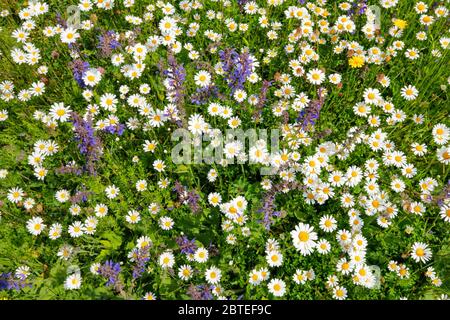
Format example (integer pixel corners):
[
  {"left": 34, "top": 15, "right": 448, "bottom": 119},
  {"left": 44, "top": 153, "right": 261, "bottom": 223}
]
[
  {"left": 219, "top": 48, "right": 254, "bottom": 93},
  {"left": 187, "top": 191, "right": 201, "bottom": 213},
  {"left": 130, "top": 246, "right": 150, "bottom": 279},
  {"left": 359, "top": 2, "right": 368, "bottom": 15},
  {"left": 258, "top": 193, "right": 281, "bottom": 230},
  {"left": 70, "top": 189, "right": 92, "bottom": 204},
  {"left": 296, "top": 87, "right": 326, "bottom": 131},
  {"left": 69, "top": 59, "right": 90, "bottom": 88},
  {"left": 348, "top": 0, "right": 368, "bottom": 16},
  {"left": 237, "top": 0, "right": 250, "bottom": 6},
  {"left": 55, "top": 12, "right": 67, "bottom": 29},
  {"left": 445, "top": 180, "right": 450, "bottom": 200},
  {"left": 104, "top": 123, "right": 125, "bottom": 136},
  {"left": 97, "top": 30, "right": 121, "bottom": 57},
  {"left": 70, "top": 112, "right": 103, "bottom": 175},
  {"left": 253, "top": 80, "right": 272, "bottom": 121},
  {"left": 98, "top": 260, "right": 121, "bottom": 287},
  {"left": 173, "top": 181, "right": 201, "bottom": 213},
  {"left": 159, "top": 51, "right": 187, "bottom": 127},
  {"left": 0, "top": 273, "right": 31, "bottom": 291},
  {"left": 176, "top": 236, "right": 198, "bottom": 255},
  {"left": 186, "top": 284, "right": 202, "bottom": 300},
  {"left": 208, "top": 242, "right": 219, "bottom": 257},
  {"left": 55, "top": 163, "right": 83, "bottom": 176},
  {"left": 190, "top": 85, "right": 220, "bottom": 105},
  {"left": 434, "top": 180, "right": 450, "bottom": 208},
  {"left": 187, "top": 284, "right": 214, "bottom": 300},
  {"left": 237, "top": 0, "right": 250, "bottom": 12},
  {"left": 258, "top": 181, "right": 306, "bottom": 230},
  {"left": 198, "top": 285, "right": 214, "bottom": 300},
  {"left": 219, "top": 48, "right": 238, "bottom": 77}
]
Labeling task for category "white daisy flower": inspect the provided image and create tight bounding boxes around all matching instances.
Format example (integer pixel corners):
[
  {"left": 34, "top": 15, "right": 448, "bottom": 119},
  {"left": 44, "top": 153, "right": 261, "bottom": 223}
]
[
  {"left": 64, "top": 273, "right": 82, "bottom": 290},
  {"left": 26, "top": 216, "right": 45, "bottom": 236},
  {"left": 267, "top": 278, "right": 286, "bottom": 297}
]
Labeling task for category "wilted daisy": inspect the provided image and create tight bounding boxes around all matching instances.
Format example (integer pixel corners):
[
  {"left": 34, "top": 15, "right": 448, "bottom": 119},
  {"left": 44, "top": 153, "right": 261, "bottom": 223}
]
[
  {"left": 158, "top": 178, "right": 170, "bottom": 189},
  {"left": 0, "top": 169, "right": 8, "bottom": 179},
  {"left": 57, "top": 245, "right": 74, "bottom": 261}
]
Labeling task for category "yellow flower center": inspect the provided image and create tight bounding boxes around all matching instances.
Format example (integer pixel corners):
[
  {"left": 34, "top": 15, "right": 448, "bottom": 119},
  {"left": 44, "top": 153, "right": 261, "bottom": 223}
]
[
  {"left": 298, "top": 231, "right": 309, "bottom": 242},
  {"left": 416, "top": 248, "right": 424, "bottom": 257}
]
